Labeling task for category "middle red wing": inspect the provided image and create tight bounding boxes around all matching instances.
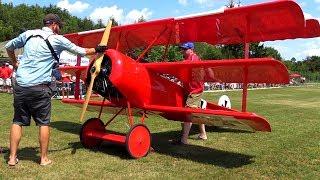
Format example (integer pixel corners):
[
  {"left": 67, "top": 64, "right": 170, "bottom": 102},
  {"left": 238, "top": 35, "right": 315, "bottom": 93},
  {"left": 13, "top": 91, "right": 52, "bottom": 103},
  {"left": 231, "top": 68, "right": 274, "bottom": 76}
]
[{"left": 143, "top": 58, "right": 289, "bottom": 84}]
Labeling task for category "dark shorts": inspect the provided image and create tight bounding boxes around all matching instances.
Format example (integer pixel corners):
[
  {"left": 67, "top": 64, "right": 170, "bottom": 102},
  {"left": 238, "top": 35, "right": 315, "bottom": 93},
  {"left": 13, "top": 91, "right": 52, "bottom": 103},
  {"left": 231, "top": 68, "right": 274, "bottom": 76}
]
[{"left": 13, "top": 83, "right": 52, "bottom": 126}]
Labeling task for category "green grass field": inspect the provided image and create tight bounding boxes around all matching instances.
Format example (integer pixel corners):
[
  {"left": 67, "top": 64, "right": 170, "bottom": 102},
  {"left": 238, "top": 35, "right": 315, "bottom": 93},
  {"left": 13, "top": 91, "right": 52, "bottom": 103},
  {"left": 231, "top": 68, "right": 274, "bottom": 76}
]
[{"left": 0, "top": 86, "right": 319, "bottom": 179}]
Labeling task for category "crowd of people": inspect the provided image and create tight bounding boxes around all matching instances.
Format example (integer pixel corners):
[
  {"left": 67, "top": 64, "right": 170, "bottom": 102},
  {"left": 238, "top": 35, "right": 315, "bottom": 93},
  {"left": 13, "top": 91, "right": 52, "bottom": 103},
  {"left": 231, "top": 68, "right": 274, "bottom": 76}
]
[
  {"left": 204, "top": 82, "right": 285, "bottom": 91},
  {"left": 51, "top": 68, "right": 86, "bottom": 99}
]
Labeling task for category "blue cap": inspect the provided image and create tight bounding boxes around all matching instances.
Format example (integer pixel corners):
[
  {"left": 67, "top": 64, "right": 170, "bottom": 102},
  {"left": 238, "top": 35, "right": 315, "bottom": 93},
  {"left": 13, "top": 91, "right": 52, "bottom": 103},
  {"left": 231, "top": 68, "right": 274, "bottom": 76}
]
[{"left": 179, "top": 42, "right": 194, "bottom": 50}]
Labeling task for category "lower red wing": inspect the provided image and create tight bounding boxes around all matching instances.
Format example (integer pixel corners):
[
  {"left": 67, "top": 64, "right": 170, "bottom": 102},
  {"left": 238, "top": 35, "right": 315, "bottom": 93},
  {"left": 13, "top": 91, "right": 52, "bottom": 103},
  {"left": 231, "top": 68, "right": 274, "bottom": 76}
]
[
  {"left": 144, "top": 104, "right": 271, "bottom": 132},
  {"left": 62, "top": 99, "right": 270, "bottom": 132}
]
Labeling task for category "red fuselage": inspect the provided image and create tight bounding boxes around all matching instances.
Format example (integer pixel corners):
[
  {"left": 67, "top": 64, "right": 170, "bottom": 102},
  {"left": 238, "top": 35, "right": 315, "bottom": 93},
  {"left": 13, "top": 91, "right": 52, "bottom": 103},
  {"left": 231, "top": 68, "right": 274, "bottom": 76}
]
[{"left": 104, "top": 49, "right": 185, "bottom": 109}]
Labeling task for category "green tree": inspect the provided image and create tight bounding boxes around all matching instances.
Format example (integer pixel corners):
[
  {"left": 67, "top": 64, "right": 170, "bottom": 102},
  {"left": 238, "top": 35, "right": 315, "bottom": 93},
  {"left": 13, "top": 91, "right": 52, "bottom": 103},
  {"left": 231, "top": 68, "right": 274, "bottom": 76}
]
[
  {"left": 109, "top": 17, "right": 119, "bottom": 27},
  {"left": 264, "top": 46, "right": 282, "bottom": 60},
  {"left": 0, "top": 2, "right": 100, "bottom": 40},
  {"left": 195, "top": 43, "right": 223, "bottom": 60}
]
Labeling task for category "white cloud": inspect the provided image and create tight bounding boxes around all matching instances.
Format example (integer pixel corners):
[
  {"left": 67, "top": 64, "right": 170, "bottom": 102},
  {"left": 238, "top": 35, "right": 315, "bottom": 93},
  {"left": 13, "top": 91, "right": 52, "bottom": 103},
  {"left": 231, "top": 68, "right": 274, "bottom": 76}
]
[
  {"left": 303, "top": 48, "right": 320, "bottom": 57},
  {"left": 195, "top": 0, "right": 209, "bottom": 4},
  {"left": 57, "top": 0, "right": 89, "bottom": 13},
  {"left": 89, "top": 5, "right": 124, "bottom": 24},
  {"left": 124, "top": 8, "right": 152, "bottom": 24},
  {"left": 89, "top": 6, "right": 152, "bottom": 25},
  {"left": 301, "top": 38, "right": 320, "bottom": 57},
  {"left": 265, "top": 38, "right": 320, "bottom": 60},
  {"left": 176, "top": 6, "right": 225, "bottom": 19},
  {"left": 178, "top": 0, "right": 188, "bottom": 6},
  {"left": 303, "top": 12, "right": 320, "bottom": 21},
  {"left": 298, "top": 2, "right": 307, "bottom": 8},
  {"left": 315, "top": 0, "right": 320, "bottom": 3}
]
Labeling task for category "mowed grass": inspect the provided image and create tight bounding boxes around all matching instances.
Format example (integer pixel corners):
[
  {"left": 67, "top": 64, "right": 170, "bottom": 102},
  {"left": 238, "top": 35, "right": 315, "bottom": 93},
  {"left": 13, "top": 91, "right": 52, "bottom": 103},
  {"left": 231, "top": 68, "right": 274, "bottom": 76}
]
[{"left": 0, "top": 86, "right": 319, "bottom": 179}]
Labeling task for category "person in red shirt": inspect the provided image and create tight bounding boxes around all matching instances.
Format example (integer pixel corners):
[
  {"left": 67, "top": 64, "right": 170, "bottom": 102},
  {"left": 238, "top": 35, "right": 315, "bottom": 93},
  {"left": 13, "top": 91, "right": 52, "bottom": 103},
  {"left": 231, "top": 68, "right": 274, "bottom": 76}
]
[
  {"left": 3, "top": 63, "right": 13, "bottom": 92},
  {"left": 173, "top": 42, "right": 207, "bottom": 145},
  {"left": 61, "top": 71, "right": 72, "bottom": 98},
  {"left": 0, "top": 63, "right": 6, "bottom": 92}
]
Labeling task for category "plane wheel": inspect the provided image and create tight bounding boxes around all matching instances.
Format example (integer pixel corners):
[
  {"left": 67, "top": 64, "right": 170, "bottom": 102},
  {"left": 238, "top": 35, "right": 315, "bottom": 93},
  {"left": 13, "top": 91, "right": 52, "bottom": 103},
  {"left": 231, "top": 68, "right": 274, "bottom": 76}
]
[
  {"left": 126, "top": 124, "right": 151, "bottom": 159},
  {"left": 80, "top": 118, "right": 105, "bottom": 148}
]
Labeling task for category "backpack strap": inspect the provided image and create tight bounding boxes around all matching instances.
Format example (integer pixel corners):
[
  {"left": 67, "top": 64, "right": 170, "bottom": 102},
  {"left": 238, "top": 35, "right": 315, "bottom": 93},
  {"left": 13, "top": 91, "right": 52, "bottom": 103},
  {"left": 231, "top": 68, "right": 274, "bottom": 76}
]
[
  {"left": 24, "top": 34, "right": 60, "bottom": 63},
  {"left": 44, "top": 37, "right": 59, "bottom": 63}
]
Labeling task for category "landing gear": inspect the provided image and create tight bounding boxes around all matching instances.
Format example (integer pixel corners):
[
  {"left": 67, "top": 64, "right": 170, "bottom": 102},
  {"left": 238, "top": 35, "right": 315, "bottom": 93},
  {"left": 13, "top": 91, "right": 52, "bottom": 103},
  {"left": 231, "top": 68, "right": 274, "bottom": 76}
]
[
  {"left": 80, "top": 108, "right": 151, "bottom": 159},
  {"left": 126, "top": 124, "right": 151, "bottom": 159},
  {"left": 80, "top": 118, "right": 105, "bottom": 148}
]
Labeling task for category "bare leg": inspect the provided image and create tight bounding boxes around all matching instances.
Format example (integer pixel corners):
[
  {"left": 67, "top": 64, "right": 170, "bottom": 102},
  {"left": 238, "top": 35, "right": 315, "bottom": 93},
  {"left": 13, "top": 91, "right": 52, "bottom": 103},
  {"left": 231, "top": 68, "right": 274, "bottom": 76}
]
[
  {"left": 198, "top": 124, "right": 207, "bottom": 140},
  {"left": 8, "top": 124, "right": 22, "bottom": 165},
  {"left": 181, "top": 122, "right": 192, "bottom": 144},
  {"left": 62, "top": 88, "right": 65, "bottom": 98},
  {"left": 39, "top": 126, "right": 51, "bottom": 165}
]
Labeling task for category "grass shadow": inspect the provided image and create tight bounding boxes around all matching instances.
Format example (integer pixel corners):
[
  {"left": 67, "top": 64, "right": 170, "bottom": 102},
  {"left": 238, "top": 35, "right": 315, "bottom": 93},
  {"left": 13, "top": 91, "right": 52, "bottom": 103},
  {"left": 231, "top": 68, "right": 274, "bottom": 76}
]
[
  {"left": 51, "top": 121, "right": 254, "bottom": 167},
  {"left": 67, "top": 141, "right": 130, "bottom": 160},
  {"left": 1, "top": 144, "right": 82, "bottom": 164},
  {"left": 3, "top": 147, "right": 39, "bottom": 164},
  {"left": 151, "top": 130, "right": 254, "bottom": 168},
  {"left": 51, "top": 121, "right": 82, "bottom": 135}
]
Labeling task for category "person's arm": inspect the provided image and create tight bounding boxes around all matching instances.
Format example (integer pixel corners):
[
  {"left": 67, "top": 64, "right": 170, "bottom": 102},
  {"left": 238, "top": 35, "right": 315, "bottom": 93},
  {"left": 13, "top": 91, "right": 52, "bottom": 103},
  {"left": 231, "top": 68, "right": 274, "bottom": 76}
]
[
  {"left": 6, "top": 50, "right": 19, "bottom": 69},
  {"left": 57, "top": 35, "right": 107, "bottom": 56},
  {"left": 205, "top": 68, "right": 222, "bottom": 83},
  {"left": 5, "top": 33, "right": 26, "bottom": 69},
  {"left": 85, "top": 48, "right": 96, "bottom": 55}
]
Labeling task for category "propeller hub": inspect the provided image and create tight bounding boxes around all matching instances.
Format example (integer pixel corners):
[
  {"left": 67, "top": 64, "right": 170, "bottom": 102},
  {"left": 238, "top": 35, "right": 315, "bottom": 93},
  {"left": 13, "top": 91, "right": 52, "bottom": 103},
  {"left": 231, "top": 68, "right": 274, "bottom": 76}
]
[{"left": 90, "top": 66, "right": 96, "bottom": 74}]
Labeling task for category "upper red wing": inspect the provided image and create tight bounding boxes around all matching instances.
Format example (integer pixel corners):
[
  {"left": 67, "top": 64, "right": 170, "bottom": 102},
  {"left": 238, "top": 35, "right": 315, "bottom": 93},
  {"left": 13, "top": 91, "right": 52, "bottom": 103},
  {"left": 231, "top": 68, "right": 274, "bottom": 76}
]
[
  {"left": 304, "top": 19, "right": 320, "bottom": 38},
  {"left": 143, "top": 58, "right": 289, "bottom": 84},
  {"left": 64, "top": 18, "right": 176, "bottom": 52},
  {"left": 63, "top": 0, "right": 319, "bottom": 52}
]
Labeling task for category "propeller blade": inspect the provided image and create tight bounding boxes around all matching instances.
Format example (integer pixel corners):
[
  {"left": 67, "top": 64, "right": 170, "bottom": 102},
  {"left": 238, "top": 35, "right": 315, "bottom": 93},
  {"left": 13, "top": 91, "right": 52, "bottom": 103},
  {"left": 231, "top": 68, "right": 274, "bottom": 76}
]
[
  {"left": 79, "top": 20, "right": 112, "bottom": 122},
  {"left": 79, "top": 72, "right": 97, "bottom": 122},
  {"left": 100, "top": 21, "right": 112, "bottom": 45}
]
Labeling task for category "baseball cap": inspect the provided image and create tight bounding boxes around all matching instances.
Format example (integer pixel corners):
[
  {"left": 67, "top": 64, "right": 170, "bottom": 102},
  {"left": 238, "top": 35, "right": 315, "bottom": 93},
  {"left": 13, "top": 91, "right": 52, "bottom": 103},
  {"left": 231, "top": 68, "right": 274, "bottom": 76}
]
[
  {"left": 179, "top": 42, "right": 194, "bottom": 50},
  {"left": 43, "top": 13, "right": 64, "bottom": 28}
]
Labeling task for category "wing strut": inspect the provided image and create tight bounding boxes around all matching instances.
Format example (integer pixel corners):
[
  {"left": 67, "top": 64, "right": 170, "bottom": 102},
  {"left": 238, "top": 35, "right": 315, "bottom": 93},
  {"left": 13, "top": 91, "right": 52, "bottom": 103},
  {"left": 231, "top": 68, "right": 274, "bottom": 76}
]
[
  {"left": 241, "top": 18, "right": 250, "bottom": 112},
  {"left": 136, "top": 26, "right": 171, "bottom": 62},
  {"left": 74, "top": 55, "right": 82, "bottom": 100}
]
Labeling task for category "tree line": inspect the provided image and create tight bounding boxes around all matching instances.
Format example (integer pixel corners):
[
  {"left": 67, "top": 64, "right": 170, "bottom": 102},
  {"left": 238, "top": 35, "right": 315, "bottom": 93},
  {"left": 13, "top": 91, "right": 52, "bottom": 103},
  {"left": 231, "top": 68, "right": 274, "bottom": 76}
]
[
  {"left": 0, "top": 1, "right": 319, "bottom": 82},
  {"left": 0, "top": 2, "right": 104, "bottom": 41}
]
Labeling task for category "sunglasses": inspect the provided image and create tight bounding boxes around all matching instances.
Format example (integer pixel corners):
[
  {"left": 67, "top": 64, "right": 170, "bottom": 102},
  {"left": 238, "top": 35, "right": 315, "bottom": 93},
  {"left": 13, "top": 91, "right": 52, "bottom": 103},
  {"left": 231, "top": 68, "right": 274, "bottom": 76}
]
[{"left": 57, "top": 23, "right": 63, "bottom": 29}]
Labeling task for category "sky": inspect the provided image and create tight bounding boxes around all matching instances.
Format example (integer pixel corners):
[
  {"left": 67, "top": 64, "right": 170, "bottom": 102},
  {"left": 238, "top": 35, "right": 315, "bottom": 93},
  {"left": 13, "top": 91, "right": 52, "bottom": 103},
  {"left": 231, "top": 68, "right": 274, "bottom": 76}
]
[{"left": 2, "top": 0, "right": 320, "bottom": 60}]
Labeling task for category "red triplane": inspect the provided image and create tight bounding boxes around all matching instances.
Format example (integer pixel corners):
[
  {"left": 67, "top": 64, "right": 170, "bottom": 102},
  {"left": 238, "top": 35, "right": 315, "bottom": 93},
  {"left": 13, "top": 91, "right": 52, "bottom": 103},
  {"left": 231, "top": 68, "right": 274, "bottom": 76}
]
[{"left": 60, "top": 0, "right": 320, "bottom": 158}]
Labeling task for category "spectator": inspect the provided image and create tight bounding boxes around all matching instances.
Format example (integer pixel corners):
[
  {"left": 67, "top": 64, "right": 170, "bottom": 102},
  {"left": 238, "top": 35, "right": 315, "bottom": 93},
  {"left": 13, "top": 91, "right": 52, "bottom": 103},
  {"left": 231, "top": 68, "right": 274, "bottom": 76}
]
[
  {"left": 5, "top": 13, "right": 107, "bottom": 166},
  {"left": 172, "top": 42, "right": 207, "bottom": 145},
  {"left": 0, "top": 63, "right": 4, "bottom": 92},
  {"left": 3, "top": 63, "right": 13, "bottom": 93}
]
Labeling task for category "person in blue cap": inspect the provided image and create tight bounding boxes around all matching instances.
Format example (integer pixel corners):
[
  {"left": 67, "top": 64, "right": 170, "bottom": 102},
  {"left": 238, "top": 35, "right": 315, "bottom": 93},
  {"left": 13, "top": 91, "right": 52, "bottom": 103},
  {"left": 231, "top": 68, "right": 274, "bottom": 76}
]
[{"left": 172, "top": 42, "right": 207, "bottom": 145}]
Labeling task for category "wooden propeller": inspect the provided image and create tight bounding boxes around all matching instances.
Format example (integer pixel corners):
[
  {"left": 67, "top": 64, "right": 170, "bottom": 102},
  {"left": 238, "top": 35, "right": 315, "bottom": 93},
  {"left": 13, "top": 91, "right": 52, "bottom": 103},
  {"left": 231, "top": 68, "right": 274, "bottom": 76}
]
[{"left": 79, "top": 20, "right": 112, "bottom": 122}]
